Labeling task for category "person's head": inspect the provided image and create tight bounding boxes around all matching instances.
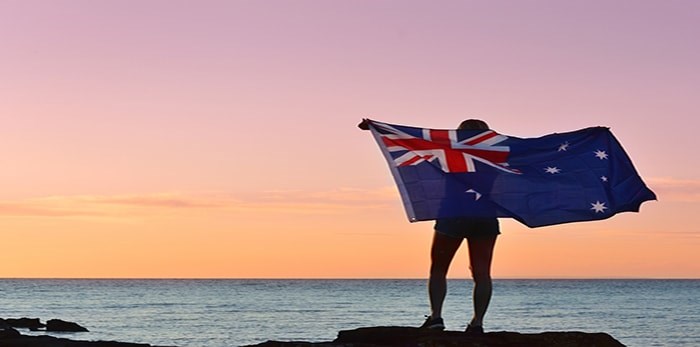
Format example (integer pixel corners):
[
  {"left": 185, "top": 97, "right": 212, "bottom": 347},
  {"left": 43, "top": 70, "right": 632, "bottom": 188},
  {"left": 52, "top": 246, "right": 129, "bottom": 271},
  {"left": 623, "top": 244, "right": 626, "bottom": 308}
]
[{"left": 458, "top": 119, "right": 489, "bottom": 130}]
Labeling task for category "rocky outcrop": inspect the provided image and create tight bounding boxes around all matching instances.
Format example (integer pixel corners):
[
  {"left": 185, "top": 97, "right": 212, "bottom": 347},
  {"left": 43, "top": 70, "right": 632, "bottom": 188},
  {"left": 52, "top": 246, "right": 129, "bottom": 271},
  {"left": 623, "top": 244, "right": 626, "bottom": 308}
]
[
  {"left": 0, "top": 332, "right": 156, "bottom": 347},
  {"left": 246, "top": 326, "right": 627, "bottom": 347},
  {"left": 2, "top": 317, "right": 45, "bottom": 330},
  {"left": 0, "top": 327, "right": 22, "bottom": 339},
  {"left": 1, "top": 317, "right": 167, "bottom": 347},
  {"left": 1, "top": 317, "right": 88, "bottom": 332},
  {"left": 47, "top": 319, "right": 90, "bottom": 332}
]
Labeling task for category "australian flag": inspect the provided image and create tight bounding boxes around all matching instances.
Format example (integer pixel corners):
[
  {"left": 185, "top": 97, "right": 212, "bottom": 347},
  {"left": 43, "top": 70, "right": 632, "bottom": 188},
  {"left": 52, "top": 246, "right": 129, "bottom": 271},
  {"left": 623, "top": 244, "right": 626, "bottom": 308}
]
[{"left": 367, "top": 119, "right": 656, "bottom": 228}]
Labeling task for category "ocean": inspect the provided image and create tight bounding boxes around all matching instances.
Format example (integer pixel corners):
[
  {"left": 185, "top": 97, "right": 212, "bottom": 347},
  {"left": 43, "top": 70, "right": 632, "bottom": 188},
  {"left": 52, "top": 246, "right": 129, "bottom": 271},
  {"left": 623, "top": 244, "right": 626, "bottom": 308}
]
[{"left": 0, "top": 279, "right": 697, "bottom": 347}]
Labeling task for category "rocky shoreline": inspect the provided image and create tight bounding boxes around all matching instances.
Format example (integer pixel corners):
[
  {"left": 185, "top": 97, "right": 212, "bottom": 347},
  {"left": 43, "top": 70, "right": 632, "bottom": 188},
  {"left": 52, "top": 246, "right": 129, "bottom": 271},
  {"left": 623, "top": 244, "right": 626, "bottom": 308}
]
[
  {"left": 3, "top": 318, "right": 628, "bottom": 346},
  {"left": 0, "top": 317, "right": 170, "bottom": 347},
  {"left": 244, "top": 326, "right": 628, "bottom": 347}
]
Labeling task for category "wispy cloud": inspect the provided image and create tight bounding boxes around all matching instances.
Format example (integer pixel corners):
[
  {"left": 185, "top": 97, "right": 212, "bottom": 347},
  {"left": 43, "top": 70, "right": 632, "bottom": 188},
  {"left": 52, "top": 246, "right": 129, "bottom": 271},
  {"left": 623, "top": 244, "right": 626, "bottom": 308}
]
[
  {"left": 0, "top": 187, "right": 400, "bottom": 218},
  {"left": 0, "top": 193, "right": 235, "bottom": 217},
  {"left": 88, "top": 194, "right": 232, "bottom": 208},
  {"left": 0, "top": 201, "right": 99, "bottom": 217},
  {"left": 647, "top": 177, "right": 700, "bottom": 202},
  {"left": 4, "top": 177, "right": 696, "bottom": 220},
  {"left": 234, "top": 187, "right": 399, "bottom": 214}
]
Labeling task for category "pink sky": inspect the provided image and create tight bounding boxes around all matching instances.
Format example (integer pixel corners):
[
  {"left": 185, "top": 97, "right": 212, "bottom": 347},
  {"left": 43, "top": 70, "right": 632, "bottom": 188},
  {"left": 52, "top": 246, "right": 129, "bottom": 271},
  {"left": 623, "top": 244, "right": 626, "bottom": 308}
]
[{"left": 1, "top": 0, "right": 698, "bottom": 278}]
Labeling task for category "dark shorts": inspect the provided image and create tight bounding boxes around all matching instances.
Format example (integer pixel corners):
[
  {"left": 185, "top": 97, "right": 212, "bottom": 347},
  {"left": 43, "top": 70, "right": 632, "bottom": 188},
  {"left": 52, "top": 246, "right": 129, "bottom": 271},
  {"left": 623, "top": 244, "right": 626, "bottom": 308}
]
[{"left": 434, "top": 218, "right": 500, "bottom": 239}]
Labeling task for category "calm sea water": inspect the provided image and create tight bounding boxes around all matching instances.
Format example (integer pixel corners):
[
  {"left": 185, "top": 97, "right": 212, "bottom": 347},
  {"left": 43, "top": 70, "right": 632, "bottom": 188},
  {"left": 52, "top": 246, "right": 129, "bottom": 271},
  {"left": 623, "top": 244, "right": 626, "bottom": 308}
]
[{"left": 0, "top": 279, "right": 698, "bottom": 347}]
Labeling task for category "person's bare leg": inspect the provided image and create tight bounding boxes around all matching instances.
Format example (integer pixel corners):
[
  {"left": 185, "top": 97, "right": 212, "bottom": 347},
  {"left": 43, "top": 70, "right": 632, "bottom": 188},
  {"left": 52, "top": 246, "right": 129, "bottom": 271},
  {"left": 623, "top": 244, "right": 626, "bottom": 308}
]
[
  {"left": 466, "top": 235, "right": 497, "bottom": 327},
  {"left": 428, "top": 232, "right": 462, "bottom": 319}
]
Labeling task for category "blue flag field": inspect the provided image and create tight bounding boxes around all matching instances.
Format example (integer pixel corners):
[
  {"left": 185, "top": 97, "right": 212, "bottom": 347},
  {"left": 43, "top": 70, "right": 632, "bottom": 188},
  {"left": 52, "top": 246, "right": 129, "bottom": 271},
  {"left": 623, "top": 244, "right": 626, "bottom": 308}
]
[{"left": 367, "top": 120, "right": 656, "bottom": 228}]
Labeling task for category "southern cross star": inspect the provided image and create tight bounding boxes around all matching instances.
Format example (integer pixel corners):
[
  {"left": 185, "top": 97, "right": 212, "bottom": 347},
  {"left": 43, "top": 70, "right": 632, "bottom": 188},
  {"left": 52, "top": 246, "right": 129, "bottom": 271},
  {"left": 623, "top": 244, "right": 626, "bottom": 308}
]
[
  {"left": 465, "top": 189, "right": 482, "bottom": 201},
  {"left": 601, "top": 176, "right": 608, "bottom": 182},
  {"left": 544, "top": 166, "right": 561, "bottom": 174},
  {"left": 594, "top": 150, "right": 609, "bottom": 160},
  {"left": 590, "top": 201, "right": 608, "bottom": 213},
  {"left": 558, "top": 142, "right": 570, "bottom": 152}
]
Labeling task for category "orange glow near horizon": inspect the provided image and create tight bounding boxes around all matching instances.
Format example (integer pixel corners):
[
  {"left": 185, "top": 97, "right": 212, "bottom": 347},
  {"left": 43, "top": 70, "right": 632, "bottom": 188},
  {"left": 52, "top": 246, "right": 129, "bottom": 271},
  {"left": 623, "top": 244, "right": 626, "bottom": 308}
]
[{"left": 1, "top": 182, "right": 697, "bottom": 279}]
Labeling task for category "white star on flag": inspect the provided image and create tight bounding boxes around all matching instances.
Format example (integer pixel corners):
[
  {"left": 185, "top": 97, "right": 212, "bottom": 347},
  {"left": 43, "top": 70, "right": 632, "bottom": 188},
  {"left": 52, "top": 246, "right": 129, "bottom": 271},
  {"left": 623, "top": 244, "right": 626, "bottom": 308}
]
[
  {"left": 594, "top": 150, "right": 609, "bottom": 160},
  {"left": 601, "top": 176, "right": 608, "bottom": 182},
  {"left": 558, "top": 142, "right": 570, "bottom": 151},
  {"left": 545, "top": 166, "right": 561, "bottom": 174},
  {"left": 465, "top": 189, "right": 482, "bottom": 201},
  {"left": 590, "top": 201, "right": 608, "bottom": 213}
]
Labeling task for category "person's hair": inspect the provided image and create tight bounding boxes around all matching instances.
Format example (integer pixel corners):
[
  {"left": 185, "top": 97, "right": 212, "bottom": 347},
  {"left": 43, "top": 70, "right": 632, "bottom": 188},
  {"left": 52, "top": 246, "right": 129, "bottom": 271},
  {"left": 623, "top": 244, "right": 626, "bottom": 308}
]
[{"left": 458, "top": 119, "right": 489, "bottom": 130}]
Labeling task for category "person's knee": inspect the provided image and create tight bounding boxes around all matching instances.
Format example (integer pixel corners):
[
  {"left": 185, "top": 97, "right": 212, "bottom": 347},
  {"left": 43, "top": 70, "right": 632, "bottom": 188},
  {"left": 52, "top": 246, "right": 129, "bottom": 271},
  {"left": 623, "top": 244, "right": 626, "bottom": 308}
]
[
  {"left": 470, "top": 268, "right": 492, "bottom": 283},
  {"left": 430, "top": 263, "right": 449, "bottom": 277}
]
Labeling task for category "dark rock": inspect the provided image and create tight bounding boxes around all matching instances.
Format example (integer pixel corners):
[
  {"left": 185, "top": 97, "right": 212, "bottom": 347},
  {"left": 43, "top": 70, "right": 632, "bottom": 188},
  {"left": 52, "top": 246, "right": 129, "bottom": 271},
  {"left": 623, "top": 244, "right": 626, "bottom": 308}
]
[
  {"left": 1, "top": 318, "right": 172, "bottom": 346},
  {"left": 245, "top": 326, "right": 627, "bottom": 347},
  {"left": 0, "top": 334, "right": 157, "bottom": 347},
  {"left": 0, "top": 329, "right": 170, "bottom": 347},
  {"left": 0, "top": 327, "right": 22, "bottom": 338},
  {"left": 4, "top": 317, "right": 45, "bottom": 329},
  {"left": 46, "top": 319, "right": 89, "bottom": 332}
]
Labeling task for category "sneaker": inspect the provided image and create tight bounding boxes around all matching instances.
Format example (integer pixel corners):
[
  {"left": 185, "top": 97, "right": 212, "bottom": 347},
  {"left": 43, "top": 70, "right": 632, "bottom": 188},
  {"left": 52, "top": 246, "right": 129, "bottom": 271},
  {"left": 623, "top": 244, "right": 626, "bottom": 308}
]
[
  {"left": 465, "top": 324, "right": 484, "bottom": 334},
  {"left": 419, "top": 316, "right": 445, "bottom": 330}
]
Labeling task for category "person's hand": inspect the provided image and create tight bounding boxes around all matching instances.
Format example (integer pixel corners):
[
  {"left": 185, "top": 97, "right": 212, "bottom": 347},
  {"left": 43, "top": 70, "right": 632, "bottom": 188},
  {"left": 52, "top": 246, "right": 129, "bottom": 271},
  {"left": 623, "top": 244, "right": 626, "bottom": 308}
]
[{"left": 358, "top": 118, "right": 370, "bottom": 130}]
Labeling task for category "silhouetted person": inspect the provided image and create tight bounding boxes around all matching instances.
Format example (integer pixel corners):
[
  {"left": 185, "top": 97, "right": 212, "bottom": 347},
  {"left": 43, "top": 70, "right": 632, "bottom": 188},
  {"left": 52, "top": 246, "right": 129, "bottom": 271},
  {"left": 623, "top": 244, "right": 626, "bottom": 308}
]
[
  {"left": 359, "top": 118, "right": 498, "bottom": 334},
  {"left": 414, "top": 119, "right": 498, "bottom": 334}
]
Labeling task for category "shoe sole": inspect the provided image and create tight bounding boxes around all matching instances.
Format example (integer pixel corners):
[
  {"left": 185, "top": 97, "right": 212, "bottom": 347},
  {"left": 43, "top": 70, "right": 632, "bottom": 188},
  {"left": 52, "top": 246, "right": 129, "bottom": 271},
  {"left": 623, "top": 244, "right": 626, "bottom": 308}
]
[{"left": 424, "top": 324, "right": 445, "bottom": 330}]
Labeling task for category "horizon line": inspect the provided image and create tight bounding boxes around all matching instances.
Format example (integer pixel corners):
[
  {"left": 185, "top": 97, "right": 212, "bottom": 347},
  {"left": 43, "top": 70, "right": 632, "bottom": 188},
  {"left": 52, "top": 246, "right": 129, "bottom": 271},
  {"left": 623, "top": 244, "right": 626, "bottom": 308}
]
[{"left": 1, "top": 277, "right": 698, "bottom": 280}]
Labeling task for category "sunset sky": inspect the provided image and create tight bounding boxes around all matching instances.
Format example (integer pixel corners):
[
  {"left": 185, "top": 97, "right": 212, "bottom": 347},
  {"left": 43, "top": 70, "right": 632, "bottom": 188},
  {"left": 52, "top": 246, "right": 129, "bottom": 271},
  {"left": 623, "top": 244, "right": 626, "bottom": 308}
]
[{"left": 1, "top": 0, "right": 698, "bottom": 278}]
